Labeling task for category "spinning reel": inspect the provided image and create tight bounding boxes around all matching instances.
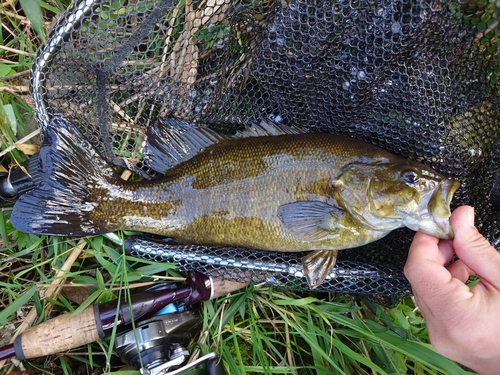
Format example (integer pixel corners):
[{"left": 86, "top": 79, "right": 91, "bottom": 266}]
[{"left": 114, "top": 284, "right": 225, "bottom": 375}]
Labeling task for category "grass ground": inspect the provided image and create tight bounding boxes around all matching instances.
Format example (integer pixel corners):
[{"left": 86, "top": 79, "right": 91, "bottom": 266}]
[{"left": 0, "top": 1, "right": 480, "bottom": 374}]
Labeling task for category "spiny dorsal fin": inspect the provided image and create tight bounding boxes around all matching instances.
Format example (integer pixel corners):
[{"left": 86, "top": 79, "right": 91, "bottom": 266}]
[
  {"left": 144, "top": 117, "right": 304, "bottom": 174},
  {"left": 234, "top": 118, "right": 304, "bottom": 138},
  {"left": 144, "top": 118, "right": 231, "bottom": 174}
]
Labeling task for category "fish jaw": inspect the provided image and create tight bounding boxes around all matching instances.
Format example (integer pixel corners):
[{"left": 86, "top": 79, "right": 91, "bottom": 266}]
[{"left": 402, "top": 178, "right": 460, "bottom": 239}]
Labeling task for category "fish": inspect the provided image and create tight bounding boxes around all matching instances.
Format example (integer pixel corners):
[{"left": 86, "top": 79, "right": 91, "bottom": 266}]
[{"left": 10, "top": 116, "right": 460, "bottom": 288}]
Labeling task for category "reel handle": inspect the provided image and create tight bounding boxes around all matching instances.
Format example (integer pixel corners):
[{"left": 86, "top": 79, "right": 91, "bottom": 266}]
[{"left": 206, "top": 355, "right": 227, "bottom": 375}]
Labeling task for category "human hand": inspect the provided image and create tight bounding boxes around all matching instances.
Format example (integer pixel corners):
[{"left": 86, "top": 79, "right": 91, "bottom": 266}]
[{"left": 404, "top": 205, "right": 500, "bottom": 375}]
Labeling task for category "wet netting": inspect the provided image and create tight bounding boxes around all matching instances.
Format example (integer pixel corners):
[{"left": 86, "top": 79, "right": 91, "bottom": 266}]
[{"left": 31, "top": 0, "right": 500, "bottom": 296}]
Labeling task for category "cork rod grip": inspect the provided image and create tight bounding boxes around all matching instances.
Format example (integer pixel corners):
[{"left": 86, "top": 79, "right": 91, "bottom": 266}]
[
  {"left": 210, "top": 278, "right": 249, "bottom": 299},
  {"left": 14, "top": 305, "right": 102, "bottom": 360}
]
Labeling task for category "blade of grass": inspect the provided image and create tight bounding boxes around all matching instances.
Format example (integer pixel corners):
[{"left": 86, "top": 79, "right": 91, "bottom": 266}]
[
  {"left": 330, "top": 311, "right": 469, "bottom": 375},
  {"left": 18, "top": 0, "right": 46, "bottom": 44},
  {"left": 0, "top": 285, "right": 36, "bottom": 325},
  {"left": 0, "top": 210, "right": 11, "bottom": 249}
]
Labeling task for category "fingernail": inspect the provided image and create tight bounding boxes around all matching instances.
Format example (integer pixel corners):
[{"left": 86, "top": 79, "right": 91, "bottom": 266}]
[{"left": 466, "top": 207, "right": 475, "bottom": 227}]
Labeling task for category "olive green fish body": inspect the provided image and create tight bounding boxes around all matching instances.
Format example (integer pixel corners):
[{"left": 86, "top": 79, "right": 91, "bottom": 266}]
[
  {"left": 11, "top": 117, "right": 460, "bottom": 288},
  {"left": 96, "top": 134, "right": 389, "bottom": 252}
]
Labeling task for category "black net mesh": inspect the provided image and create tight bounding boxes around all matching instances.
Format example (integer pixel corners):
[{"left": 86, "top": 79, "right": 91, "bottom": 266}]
[
  {"left": 124, "top": 235, "right": 413, "bottom": 296},
  {"left": 31, "top": 0, "right": 500, "bottom": 296}
]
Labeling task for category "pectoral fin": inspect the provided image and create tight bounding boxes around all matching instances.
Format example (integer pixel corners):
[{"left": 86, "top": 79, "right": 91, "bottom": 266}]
[
  {"left": 277, "top": 201, "right": 342, "bottom": 241},
  {"left": 302, "top": 250, "right": 338, "bottom": 289}
]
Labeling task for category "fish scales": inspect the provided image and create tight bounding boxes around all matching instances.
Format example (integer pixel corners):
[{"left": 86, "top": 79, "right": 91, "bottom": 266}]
[
  {"left": 91, "top": 133, "right": 379, "bottom": 251},
  {"left": 10, "top": 117, "right": 460, "bottom": 288}
]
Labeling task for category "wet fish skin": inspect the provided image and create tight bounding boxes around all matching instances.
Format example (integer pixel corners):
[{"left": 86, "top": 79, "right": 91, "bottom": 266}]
[
  {"left": 96, "top": 134, "right": 389, "bottom": 249},
  {"left": 10, "top": 117, "right": 460, "bottom": 288}
]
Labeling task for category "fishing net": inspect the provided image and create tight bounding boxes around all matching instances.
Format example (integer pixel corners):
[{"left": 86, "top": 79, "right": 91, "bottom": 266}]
[{"left": 30, "top": 0, "right": 500, "bottom": 296}]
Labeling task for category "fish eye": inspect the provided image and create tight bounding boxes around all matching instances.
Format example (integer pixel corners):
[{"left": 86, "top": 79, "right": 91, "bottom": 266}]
[{"left": 402, "top": 170, "right": 419, "bottom": 184}]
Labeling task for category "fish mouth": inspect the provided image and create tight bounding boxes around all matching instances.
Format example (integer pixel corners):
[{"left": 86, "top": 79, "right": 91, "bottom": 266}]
[
  {"left": 402, "top": 178, "right": 460, "bottom": 239},
  {"left": 425, "top": 178, "right": 461, "bottom": 239}
]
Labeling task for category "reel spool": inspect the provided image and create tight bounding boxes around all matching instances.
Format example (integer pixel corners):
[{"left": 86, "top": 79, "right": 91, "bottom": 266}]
[{"left": 114, "top": 284, "right": 225, "bottom": 375}]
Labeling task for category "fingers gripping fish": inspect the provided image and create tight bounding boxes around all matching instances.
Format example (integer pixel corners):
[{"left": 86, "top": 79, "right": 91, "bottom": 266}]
[{"left": 10, "top": 117, "right": 460, "bottom": 288}]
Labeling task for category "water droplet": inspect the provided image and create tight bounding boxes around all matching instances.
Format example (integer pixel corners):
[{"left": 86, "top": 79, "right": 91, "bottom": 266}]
[
  {"left": 392, "top": 22, "right": 401, "bottom": 34},
  {"left": 468, "top": 147, "right": 483, "bottom": 159}
]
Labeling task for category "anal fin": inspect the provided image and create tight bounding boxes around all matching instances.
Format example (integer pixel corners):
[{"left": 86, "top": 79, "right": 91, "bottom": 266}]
[{"left": 301, "top": 250, "right": 338, "bottom": 289}]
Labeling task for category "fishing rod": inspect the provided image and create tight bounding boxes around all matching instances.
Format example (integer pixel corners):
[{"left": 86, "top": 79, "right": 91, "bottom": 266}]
[{"left": 0, "top": 270, "right": 246, "bottom": 369}]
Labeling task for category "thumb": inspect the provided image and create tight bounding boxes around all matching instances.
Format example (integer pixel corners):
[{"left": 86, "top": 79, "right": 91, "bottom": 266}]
[{"left": 451, "top": 206, "right": 500, "bottom": 288}]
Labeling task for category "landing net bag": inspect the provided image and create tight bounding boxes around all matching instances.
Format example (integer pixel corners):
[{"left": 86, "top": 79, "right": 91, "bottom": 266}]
[{"left": 31, "top": 0, "right": 500, "bottom": 296}]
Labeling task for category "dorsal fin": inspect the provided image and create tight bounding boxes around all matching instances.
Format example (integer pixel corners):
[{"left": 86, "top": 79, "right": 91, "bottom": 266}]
[
  {"left": 144, "top": 118, "right": 230, "bottom": 174},
  {"left": 234, "top": 118, "right": 304, "bottom": 138},
  {"left": 144, "top": 117, "right": 304, "bottom": 174}
]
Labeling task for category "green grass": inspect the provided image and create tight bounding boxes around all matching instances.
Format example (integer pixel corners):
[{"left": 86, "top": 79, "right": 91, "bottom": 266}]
[{"left": 0, "top": 1, "right": 483, "bottom": 374}]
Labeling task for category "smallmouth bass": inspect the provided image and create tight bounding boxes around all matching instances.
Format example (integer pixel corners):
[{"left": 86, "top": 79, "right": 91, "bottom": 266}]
[{"left": 11, "top": 117, "right": 460, "bottom": 288}]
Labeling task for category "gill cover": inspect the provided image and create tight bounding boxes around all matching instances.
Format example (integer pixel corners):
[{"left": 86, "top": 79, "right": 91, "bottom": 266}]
[{"left": 331, "top": 163, "right": 407, "bottom": 232}]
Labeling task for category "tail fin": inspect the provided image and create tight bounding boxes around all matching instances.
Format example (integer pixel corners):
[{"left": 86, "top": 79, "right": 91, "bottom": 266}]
[{"left": 11, "top": 116, "right": 117, "bottom": 236}]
